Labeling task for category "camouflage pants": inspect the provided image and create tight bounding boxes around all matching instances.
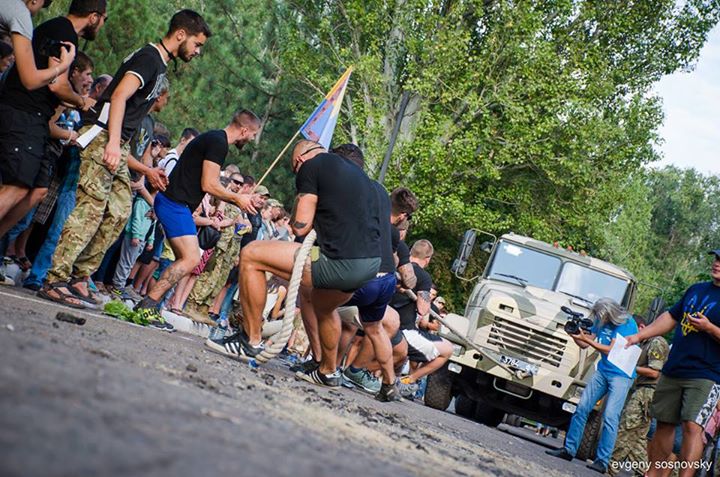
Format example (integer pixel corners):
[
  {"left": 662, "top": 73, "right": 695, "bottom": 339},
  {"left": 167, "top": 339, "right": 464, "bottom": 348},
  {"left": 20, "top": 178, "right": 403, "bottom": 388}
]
[
  {"left": 187, "top": 240, "right": 241, "bottom": 309},
  {"left": 609, "top": 386, "right": 655, "bottom": 477},
  {"left": 46, "top": 128, "right": 132, "bottom": 283}
]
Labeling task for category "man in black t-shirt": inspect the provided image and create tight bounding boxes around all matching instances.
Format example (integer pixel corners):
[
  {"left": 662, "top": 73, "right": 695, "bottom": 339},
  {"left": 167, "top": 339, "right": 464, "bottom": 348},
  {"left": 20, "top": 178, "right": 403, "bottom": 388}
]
[
  {"left": 0, "top": 0, "right": 106, "bottom": 239},
  {"left": 41, "top": 10, "right": 211, "bottom": 312},
  {"left": 390, "top": 239, "right": 454, "bottom": 398},
  {"left": 133, "top": 110, "right": 262, "bottom": 327},
  {"left": 208, "top": 140, "right": 382, "bottom": 386}
]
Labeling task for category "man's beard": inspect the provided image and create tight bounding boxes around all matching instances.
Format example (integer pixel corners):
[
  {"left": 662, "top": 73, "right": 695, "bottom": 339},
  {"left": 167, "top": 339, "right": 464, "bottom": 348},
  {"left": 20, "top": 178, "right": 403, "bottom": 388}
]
[
  {"left": 234, "top": 141, "right": 246, "bottom": 151},
  {"left": 81, "top": 22, "right": 99, "bottom": 41},
  {"left": 178, "top": 40, "right": 195, "bottom": 63}
]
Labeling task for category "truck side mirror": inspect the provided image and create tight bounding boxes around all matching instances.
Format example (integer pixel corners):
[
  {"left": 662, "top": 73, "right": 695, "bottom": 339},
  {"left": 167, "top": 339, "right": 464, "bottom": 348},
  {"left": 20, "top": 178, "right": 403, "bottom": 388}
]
[
  {"left": 451, "top": 230, "right": 477, "bottom": 276},
  {"left": 647, "top": 296, "right": 665, "bottom": 323}
]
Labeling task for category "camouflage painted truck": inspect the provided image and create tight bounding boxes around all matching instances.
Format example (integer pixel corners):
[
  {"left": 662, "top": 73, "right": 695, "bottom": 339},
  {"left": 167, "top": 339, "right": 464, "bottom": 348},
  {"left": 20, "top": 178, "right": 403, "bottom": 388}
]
[{"left": 424, "top": 232, "right": 638, "bottom": 460}]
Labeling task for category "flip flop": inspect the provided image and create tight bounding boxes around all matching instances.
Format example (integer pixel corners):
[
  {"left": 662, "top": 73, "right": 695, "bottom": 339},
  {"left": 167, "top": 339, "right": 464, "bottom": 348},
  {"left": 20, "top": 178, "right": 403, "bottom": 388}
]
[{"left": 37, "top": 283, "right": 87, "bottom": 309}]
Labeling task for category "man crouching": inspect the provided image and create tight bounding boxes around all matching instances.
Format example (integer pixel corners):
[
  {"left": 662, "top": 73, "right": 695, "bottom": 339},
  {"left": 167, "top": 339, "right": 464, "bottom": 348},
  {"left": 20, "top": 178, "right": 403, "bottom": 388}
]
[{"left": 207, "top": 140, "right": 382, "bottom": 387}]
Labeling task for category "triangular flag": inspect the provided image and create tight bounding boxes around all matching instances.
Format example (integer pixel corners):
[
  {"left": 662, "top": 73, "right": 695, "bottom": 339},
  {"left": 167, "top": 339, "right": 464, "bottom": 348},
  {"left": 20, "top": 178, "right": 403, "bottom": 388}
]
[{"left": 299, "top": 67, "right": 353, "bottom": 149}]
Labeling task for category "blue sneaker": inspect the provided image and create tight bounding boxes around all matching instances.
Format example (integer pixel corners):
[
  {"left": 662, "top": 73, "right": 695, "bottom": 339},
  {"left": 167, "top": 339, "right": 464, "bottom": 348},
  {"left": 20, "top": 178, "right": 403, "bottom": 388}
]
[{"left": 343, "top": 367, "right": 381, "bottom": 393}]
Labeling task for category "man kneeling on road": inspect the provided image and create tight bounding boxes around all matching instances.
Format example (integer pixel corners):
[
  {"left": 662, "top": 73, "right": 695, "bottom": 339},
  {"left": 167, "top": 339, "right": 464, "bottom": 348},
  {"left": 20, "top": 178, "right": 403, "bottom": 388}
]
[{"left": 207, "top": 140, "right": 382, "bottom": 388}]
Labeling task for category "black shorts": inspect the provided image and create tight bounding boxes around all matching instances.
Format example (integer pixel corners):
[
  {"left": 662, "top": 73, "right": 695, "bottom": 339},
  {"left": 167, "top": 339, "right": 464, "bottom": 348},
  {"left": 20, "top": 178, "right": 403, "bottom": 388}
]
[
  {"left": 137, "top": 247, "right": 155, "bottom": 265},
  {"left": 390, "top": 329, "right": 404, "bottom": 347},
  {"left": 0, "top": 104, "right": 49, "bottom": 188}
]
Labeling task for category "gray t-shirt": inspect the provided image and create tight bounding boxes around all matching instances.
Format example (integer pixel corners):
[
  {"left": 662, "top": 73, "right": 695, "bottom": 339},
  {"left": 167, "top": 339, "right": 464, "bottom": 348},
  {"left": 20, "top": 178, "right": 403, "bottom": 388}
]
[{"left": 0, "top": 0, "right": 34, "bottom": 40}]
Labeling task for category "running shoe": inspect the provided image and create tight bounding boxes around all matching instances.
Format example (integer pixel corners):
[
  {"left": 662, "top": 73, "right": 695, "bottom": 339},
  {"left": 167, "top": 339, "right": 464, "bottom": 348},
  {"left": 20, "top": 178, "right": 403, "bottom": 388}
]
[
  {"left": 296, "top": 368, "right": 341, "bottom": 388},
  {"left": 122, "top": 287, "right": 143, "bottom": 303},
  {"left": 376, "top": 381, "right": 403, "bottom": 402},
  {"left": 205, "top": 331, "right": 264, "bottom": 360},
  {"left": 289, "top": 358, "right": 320, "bottom": 373},
  {"left": 398, "top": 377, "right": 419, "bottom": 399},
  {"left": 343, "top": 367, "right": 381, "bottom": 393},
  {"left": 135, "top": 304, "right": 175, "bottom": 332}
]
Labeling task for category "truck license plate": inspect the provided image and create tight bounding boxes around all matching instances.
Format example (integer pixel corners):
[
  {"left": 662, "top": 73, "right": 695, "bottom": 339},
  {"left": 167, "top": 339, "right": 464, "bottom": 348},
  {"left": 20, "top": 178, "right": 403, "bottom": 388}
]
[{"left": 500, "top": 355, "right": 538, "bottom": 375}]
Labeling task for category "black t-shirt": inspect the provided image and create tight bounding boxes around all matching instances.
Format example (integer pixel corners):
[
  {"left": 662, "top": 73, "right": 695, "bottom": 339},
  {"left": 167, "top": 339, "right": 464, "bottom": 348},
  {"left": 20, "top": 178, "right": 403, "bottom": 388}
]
[
  {"left": 372, "top": 181, "right": 396, "bottom": 274},
  {"left": 396, "top": 239, "right": 410, "bottom": 267},
  {"left": 0, "top": 17, "right": 78, "bottom": 119},
  {"left": 164, "top": 130, "right": 228, "bottom": 210},
  {"left": 84, "top": 44, "right": 167, "bottom": 142},
  {"left": 391, "top": 262, "right": 433, "bottom": 330},
  {"left": 295, "top": 153, "right": 381, "bottom": 259}
]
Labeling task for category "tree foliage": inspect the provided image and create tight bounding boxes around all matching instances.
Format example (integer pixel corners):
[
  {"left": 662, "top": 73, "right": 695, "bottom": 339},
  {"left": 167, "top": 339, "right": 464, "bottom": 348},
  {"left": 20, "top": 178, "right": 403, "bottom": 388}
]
[{"left": 38, "top": 1, "right": 720, "bottom": 313}]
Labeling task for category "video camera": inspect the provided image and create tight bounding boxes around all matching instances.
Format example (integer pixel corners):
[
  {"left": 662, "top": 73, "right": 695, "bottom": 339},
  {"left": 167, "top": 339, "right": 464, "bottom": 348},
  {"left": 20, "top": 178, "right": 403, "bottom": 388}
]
[{"left": 561, "top": 306, "right": 594, "bottom": 335}]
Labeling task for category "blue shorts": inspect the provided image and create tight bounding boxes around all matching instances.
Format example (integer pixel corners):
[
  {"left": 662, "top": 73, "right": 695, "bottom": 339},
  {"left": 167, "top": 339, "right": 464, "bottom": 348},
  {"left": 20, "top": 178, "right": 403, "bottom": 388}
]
[
  {"left": 154, "top": 192, "right": 196, "bottom": 239},
  {"left": 345, "top": 273, "right": 397, "bottom": 323}
]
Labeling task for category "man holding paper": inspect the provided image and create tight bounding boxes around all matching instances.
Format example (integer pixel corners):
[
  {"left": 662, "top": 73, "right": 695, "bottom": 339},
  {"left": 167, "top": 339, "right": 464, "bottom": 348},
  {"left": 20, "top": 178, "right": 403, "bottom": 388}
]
[
  {"left": 624, "top": 250, "right": 720, "bottom": 477},
  {"left": 546, "top": 298, "right": 638, "bottom": 474}
]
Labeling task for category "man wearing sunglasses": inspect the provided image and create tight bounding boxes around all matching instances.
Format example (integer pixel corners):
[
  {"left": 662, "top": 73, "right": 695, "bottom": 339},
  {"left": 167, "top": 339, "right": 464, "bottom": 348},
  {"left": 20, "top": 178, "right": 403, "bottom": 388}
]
[{"left": 207, "top": 140, "right": 383, "bottom": 386}]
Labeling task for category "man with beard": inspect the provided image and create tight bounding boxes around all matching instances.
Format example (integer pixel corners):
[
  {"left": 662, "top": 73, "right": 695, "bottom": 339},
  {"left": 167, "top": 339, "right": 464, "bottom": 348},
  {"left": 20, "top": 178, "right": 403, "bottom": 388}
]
[
  {"left": 0, "top": 0, "right": 107, "bottom": 240},
  {"left": 133, "top": 109, "right": 264, "bottom": 328},
  {"left": 40, "top": 9, "right": 211, "bottom": 309}
]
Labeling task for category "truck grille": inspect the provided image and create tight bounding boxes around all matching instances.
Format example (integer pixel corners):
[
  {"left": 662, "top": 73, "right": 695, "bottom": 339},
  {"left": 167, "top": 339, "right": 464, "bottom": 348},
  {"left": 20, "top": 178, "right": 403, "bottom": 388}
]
[{"left": 488, "top": 316, "right": 567, "bottom": 367}]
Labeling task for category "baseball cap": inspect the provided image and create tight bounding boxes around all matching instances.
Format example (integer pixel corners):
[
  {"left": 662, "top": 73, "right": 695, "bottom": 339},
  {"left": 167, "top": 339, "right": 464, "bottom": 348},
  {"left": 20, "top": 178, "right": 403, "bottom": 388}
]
[
  {"left": 254, "top": 185, "right": 270, "bottom": 196},
  {"left": 708, "top": 249, "right": 720, "bottom": 258},
  {"left": 435, "top": 296, "right": 446, "bottom": 305},
  {"left": 267, "top": 199, "right": 283, "bottom": 208}
]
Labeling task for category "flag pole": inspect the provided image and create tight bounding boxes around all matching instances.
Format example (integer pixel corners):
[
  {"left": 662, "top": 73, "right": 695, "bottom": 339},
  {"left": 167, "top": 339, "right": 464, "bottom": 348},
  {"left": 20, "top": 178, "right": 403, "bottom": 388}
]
[{"left": 253, "top": 129, "right": 301, "bottom": 191}]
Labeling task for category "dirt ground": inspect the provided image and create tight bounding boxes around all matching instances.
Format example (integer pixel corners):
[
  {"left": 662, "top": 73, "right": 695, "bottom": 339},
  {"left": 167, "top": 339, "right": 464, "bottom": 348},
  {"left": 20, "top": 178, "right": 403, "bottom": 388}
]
[{"left": 0, "top": 287, "right": 599, "bottom": 477}]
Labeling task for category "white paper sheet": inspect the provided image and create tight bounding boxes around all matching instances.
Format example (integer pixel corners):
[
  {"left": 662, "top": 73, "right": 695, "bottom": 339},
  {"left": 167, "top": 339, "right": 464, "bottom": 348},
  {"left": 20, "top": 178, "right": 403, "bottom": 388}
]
[
  {"left": 608, "top": 334, "right": 642, "bottom": 378},
  {"left": 76, "top": 103, "right": 110, "bottom": 149}
]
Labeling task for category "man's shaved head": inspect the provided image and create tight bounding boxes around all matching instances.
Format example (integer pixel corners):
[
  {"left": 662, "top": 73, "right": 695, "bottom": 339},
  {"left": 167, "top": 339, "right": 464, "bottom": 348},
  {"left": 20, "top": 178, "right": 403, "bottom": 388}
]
[{"left": 291, "top": 140, "right": 326, "bottom": 173}]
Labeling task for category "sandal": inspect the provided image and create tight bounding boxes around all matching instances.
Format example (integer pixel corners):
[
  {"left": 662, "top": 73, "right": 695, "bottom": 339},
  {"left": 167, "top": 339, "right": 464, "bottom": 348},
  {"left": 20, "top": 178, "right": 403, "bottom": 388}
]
[
  {"left": 38, "top": 282, "right": 87, "bottom": 309},
  {"left": 68, "top": 277, "right": 100, "bottom": 305},
  {"left": 14, "top": 256, "right": 32, "bottom": 272}
]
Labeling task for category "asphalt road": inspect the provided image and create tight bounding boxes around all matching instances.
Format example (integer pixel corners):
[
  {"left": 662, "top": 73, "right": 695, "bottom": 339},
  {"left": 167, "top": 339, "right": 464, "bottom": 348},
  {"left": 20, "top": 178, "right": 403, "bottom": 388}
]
[{"left": 0, "top": 287, "right": 603, "bottom": 477}]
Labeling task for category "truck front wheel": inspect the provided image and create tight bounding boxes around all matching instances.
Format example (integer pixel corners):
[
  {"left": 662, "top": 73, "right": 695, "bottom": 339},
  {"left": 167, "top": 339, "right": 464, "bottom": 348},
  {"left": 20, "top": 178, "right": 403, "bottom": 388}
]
[
  {"left": 474, "top": 404, "right": 505, "bottom": 427},
  {"left": 575, "top": 410, "right": 602, "bottom": 461},
  {"left": 424, "top": 364, "right": 452, "bottom": 411}
]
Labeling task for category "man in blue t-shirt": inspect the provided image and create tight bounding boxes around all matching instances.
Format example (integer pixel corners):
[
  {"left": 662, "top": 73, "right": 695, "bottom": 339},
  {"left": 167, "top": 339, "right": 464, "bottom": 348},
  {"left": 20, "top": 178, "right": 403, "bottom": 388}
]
[
  {"left": 547, "top": 298, "right": 638, "bottom": 474},
  {"left": 625, "top": 250, "right": 720, "bottom": 477}
]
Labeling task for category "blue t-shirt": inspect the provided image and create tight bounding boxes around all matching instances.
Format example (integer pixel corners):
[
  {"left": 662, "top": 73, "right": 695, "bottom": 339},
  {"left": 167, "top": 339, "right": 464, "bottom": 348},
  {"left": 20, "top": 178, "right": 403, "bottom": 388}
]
[
  {"left": 664, "top": 282, "right": 720, "bottom": 382},
  {"left": 591, "top": 317, "right": 639, "bottom": 378}
]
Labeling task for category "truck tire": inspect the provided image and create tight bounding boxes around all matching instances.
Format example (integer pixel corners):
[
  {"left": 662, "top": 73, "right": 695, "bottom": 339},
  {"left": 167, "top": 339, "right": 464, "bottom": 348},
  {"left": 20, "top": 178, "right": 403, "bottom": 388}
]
[
  {"left": 424, "top": 364, "right": 452, "bottom": 411},
  {"left": 454, "top": 394, "right": 477, "bottom": 418},
  {"left": 576, "top": 410, "right": 602, "bottom": 461},
  {"left": 474, "top": 405, "right": 505, "bottom": 427}
]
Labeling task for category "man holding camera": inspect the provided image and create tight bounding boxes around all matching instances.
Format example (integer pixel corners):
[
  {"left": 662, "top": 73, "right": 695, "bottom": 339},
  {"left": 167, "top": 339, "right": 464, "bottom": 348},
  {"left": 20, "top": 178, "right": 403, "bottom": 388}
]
[
  {"left": 547, "top": 298, "right": 638, "bottom": 474},
  {"left": 624, "top": 250, "right": 720, "bottom": 477},
  {"left": 0, "top": 0, "right": 106, "bottom": 241}
]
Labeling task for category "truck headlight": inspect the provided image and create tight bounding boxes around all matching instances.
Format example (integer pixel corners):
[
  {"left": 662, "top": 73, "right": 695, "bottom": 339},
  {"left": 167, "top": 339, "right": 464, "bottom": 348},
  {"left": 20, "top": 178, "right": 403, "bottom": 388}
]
[
  {"left": 562, "top": 402, "right": 577, "bottom": 413},
  {"left": 573, "top": 386, "right": 584, "bottom": 399}
]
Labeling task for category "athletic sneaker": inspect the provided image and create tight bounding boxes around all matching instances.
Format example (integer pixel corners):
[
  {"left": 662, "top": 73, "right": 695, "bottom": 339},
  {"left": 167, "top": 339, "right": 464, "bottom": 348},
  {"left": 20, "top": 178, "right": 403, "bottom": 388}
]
[
  {"left": 296, "top": 368, "right": 341, "bottom": 388},
  {"left": 289, "top": 358, "right": 320, "bottom": 373},
  {"left": 376, "top": 381, "right": 402, "bottom": 402},
  {"left": 135, "top": 304, "right": 175, "bottom": 332},
  {"left": 205, "top": 331, "right": 264, "bottom": 360},
  {"left": 343, "top": 367, "right": 381, "bottom": 393},
  {"left": 398, "top": 377, "right": 419, "bottom": 399},
  {"left": 122, "top": 287, "right": 143, "bottom": 303}
]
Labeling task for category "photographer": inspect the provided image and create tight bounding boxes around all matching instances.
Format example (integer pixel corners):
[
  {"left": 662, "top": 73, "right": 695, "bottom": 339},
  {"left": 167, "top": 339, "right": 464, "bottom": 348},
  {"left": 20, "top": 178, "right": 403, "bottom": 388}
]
[{"left": 547, "top": 298, "right": 638, "bottom": 474}]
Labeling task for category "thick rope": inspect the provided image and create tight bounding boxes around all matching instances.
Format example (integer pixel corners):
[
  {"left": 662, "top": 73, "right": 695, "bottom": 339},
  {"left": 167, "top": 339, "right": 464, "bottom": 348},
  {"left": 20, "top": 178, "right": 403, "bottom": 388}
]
[{"left": 253, "top": 230, "right": 316, "bottom": 364}]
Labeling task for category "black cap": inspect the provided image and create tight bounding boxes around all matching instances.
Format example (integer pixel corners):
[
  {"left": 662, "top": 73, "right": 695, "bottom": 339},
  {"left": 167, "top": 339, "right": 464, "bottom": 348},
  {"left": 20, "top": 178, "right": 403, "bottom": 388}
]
[{"left": 708, "top": 250, "right": 720, "bottom": 258}]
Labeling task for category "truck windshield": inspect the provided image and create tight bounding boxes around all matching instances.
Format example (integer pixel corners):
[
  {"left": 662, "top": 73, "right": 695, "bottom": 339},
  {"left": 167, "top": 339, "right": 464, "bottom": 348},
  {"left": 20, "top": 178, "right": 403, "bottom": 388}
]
[
  {"left": 556, "top": 262, "right": 629, "bottom": 306},
  {"left": 487, "top": 242, "right": 561, "bottom": 289}
]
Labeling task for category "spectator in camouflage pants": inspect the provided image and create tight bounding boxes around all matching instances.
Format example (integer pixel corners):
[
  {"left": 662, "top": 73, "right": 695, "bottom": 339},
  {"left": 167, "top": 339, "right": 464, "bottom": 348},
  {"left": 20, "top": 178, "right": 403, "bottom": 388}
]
[{"left": 609, "top": 315, "right": 670, "bottom": 476}]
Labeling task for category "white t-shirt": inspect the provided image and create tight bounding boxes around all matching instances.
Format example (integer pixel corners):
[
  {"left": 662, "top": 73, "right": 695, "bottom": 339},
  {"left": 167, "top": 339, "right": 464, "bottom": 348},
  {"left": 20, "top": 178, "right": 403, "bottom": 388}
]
[
  {"left": 158, "top": 148, "right": 179, "bottom": 178},
  {"left": 0, "top": 0, "right": 34, "bottom": 40}
]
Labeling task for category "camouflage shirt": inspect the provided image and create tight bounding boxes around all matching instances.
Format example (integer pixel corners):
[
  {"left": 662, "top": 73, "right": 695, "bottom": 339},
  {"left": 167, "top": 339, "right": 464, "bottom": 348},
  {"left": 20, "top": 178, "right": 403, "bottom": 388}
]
[{"left": 635, "top": 336, "right": 669, "bottom": 387}]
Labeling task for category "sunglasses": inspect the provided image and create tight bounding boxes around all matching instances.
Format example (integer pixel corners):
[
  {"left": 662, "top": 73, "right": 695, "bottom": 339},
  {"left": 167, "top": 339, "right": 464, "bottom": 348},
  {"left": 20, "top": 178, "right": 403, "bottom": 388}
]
[
  {"left": 231, "top": 179, "right": 244, "bottom": 185},
  {"left": 294, "top": 146, "right": 325, "bottom": 172}
]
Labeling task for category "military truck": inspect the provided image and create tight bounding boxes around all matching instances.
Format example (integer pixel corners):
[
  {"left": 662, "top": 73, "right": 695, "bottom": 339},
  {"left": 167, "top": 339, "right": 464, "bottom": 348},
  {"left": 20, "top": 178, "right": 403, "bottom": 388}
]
[{"left": 424, "top": 232, "right": 638, "bottom": 460}]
